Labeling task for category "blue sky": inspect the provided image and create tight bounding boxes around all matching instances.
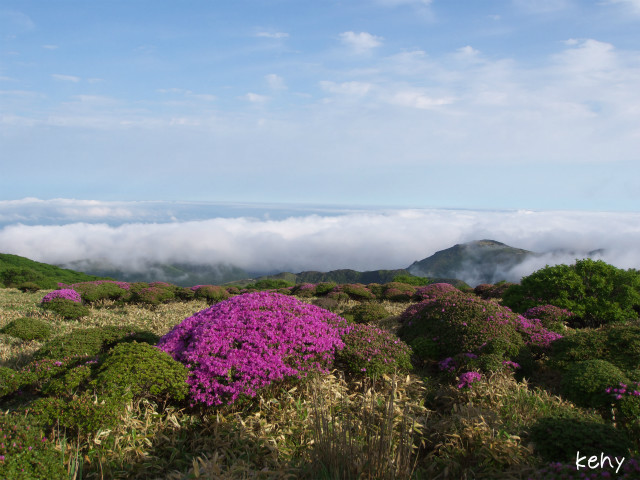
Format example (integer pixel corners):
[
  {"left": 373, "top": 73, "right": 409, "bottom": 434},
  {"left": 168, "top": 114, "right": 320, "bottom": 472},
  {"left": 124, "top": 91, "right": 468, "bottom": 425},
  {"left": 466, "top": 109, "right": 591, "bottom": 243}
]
[{"left": 2, "top": 0, "right": 639, "bottom": 211}]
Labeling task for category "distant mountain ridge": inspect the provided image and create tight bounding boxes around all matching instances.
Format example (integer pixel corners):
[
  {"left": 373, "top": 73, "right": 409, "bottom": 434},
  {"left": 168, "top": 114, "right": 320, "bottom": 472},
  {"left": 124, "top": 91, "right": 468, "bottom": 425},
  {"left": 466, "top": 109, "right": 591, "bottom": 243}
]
[{"left": 408, "top": 239, "right": 536, "bottom": 285}]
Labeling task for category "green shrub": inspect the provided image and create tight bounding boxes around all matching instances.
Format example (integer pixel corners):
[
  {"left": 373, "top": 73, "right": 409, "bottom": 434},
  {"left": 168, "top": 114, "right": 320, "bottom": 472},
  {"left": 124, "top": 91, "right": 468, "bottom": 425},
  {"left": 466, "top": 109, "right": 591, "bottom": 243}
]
[
  {"left": 193, "top": 285, "right": 230, "bottom": 304},
  {"left": 42, "top": 364, "right": 93, "bottom": 397},
  {"left": 72, "top": 281, "right": 131, "bottom": 303},
  {"left": 381, "top": 282, "right": 416, "bottom": 302},
  {"left": 245, "top": 279, "right": 294, "bottom": 290},
  {"left": 473, "top": 282, "right": 515, "bottom": 300},
  {"left": 0, "top": 266, "right": 51, "bottom": 289},
  {"left": 529, "top": 415, "right": 632, "bottom": 463},
  {"left": 33, "top": 325, "right": 160, "bottom": 361},
  {"left": 391, "top": 274, "right": 433, "bottom": 286},
  {"left": 17, "top": 282, "right": 41, "bottom": 293},
  {"left": 503, "top": 259, "right": 640, "bottom": 327},
  {"left": 0, "top": 366, "right": 21, "bottom": 397},
  {"left": 326, "top": 291, "right": 350, "bottom": 302},
  {"left": 345, "top": 303, "right": 390, "bottom": 324},
  {"left": 0, "top": 317, "right": 52, "bottom": 341},
  {"left": 29, "top": 392, "right": 124, "bottom": 435},
  {"left": 311, "top": 297, "right": 340, "bottom": 312},
  {"left": 314, "top": 282, "right": 337, "bottom": 296},
  {"left": 131, "top": 285, "right": 175, "bottom": 305},
  {"left": 0, "top": 412, "right": 67, "bottom": 479},
  {"left": 175, "top": 287, "right": 196, "bottom": 300},
  {"left": 39, "top": 298, "right": 90, "bottom": 320},
  {"left": 560, "top": 359, "right": 629, "bottom": 409},
  {"left": 291, "top": 283, "right": 316, "bottom": 297},
  {"left": 335, "top": 284, "right": 375, "bottom": 301},
  {"left": 549, "top": 325, "right": 640, "bottom": 374},
  {"left": 398, "top": 290, "right": 525, "bottom": 362},
  {"left": 336, "top": 324, "right": 412, "bottom": 379},
  {"left": 91, "top": 341, "right": 189, "bottom": 403}
]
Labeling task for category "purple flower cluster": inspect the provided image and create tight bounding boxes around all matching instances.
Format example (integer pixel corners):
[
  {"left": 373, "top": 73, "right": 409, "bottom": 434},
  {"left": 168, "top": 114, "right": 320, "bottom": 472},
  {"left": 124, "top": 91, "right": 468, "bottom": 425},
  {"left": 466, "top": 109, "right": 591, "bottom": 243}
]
[
  {"left": 457, "top": 371, "right": 482, "bottom": 389},
  {"left": 60, "top": 280, "right": 131, "bottom": 290},
  {"left": 157, "top": 292, "right": 350, "bottom": 406},
  {"left": 515, "top": 315, "right": 563, "bottom": 348},
  {"left": 606, "top": 381, "right": 640, "bottom": 400},
  {"left": 413, "top": 283, "right": 458, "bottom": 301},
  {"left": 40, "top": 289, "right": 82, "bottom": 304}
]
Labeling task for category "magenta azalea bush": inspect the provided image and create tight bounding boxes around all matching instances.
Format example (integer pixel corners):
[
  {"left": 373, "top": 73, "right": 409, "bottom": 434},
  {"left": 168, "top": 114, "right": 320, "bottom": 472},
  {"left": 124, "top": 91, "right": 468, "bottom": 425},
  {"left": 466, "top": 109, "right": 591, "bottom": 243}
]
[
  {"left": 412, "top": 283, "right": 458, "bottom": 302},
  {"left": 40, "top": 289, "right": 82, "bottom": 304},
  {"left": 457, "top": 371, "right": 482, "bottom": 389},
  {"left": 523, "top": 304, "right": 573, "bottom": 333},
  {"left": 157, "top": 292, "right": 350, "bottom": 406}
]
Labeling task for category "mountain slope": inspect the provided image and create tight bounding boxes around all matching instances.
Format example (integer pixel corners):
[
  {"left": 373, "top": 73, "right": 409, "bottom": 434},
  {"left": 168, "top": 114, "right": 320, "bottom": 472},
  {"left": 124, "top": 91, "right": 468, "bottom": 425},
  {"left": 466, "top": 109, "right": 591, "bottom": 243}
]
[
  {"left": 0, "top": 253, "right": 107, "bottom": 288},
  {"left": 408, "top": 239, "right": 536, "bottom": 286}
]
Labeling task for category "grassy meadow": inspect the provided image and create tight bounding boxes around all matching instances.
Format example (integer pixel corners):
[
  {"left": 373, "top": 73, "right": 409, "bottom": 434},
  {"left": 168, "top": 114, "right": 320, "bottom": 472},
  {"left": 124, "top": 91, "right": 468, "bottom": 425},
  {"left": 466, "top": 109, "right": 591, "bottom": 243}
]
[{"left": 1, "top": 272, "right": 639, "bottom": 479}]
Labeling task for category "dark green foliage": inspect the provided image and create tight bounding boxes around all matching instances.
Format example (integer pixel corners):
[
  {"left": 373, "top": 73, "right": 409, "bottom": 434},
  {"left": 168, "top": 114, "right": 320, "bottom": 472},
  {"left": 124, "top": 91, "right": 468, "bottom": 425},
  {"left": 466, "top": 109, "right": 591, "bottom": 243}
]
[
  {"left": 131, "top": 285, "right": 175, "bottom": 305},
  {"left": 345, "top": 303, "right": 389, "bottom": 324},
  {"left": 0, "top": 253, "right": 106, "bottom": 289},
  {"left": 409, "top": 337, "right": 438, "bottom": 363},
  {"left": 245, "top": 279, "right": 294, "bottom": 290},
  {"left": 193, "top": 285, "right": 230, "bottom": 304},
  {"left": 175, "top": 287, "right": 196, "bottom": 300},
  {"left": 338, "top": 284, "right": 375, "bottom": 300},
  {"left": 312, "top": 282, "right": 337, "bottom": 296},
  {"left": 39, "top": 298, "right": 90, "bottom": 320},
  {"left": 0, "top": 317, "right": 52, "bottom": 341},
  {"left": 336, "top": 324, "right": 413, "bottom": 379},
  {"left": 74, "top": 282, "right": 131, "bottom": 303},
  {"left": 549, "top": 324, "right": 640, "bottom": 374},
  {"left": 0, "top": 366, "right": 21, "bottom": 397},
  {"left": 33, "top": 325, "right": 160, "bottom": 361},
  {"left": 473, "top": 281, "right": 515, "bottom": 300},
  {"left": 503, "top": 259, "right": 640, "bottom": 327},
  {"left": 398, "top": 290, "right": 525, "bottom": 361},
  {"left": 91, "top": 342, "right": 189, "bottom": 402},
  {"left": 381, "top": 282, "right": 416, "bottom": 302},
  {"left": 0, "top": 412, "right": 67, "bottom": 480},
  {"left": 326, "top": 291, "right": 351, "bottom": 302},
  {"left": 42, "top": 364, "right": 93, "bottom": 397},
  {"left": 290, "top": 283, "right": 316, "bottom": 297},
  {"left": 29, "top": 392, "right": 125, "bottom": 435},
  {"left": 560, "top": 359, "right": 629, "bottom": 409},
  {"left": 17, "top": 282, "right": 41, "bottom": 292},
  {"left": 392, "top": 274, "right": 433, "bottom": 286},
  {"left": 529, "top": 415, "right": 632, "bottom": 463}
]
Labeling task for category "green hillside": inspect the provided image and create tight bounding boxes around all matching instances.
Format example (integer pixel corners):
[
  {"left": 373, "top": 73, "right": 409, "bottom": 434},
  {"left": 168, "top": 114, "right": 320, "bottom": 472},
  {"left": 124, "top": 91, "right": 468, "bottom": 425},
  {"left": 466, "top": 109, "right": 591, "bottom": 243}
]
[{"left": 0, "top": 253, "right": 107, "bottom": 289}]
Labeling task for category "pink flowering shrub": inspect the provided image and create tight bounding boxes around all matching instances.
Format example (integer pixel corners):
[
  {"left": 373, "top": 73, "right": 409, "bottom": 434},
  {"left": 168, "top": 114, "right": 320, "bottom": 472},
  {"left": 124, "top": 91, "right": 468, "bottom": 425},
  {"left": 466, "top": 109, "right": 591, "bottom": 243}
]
[
  {"left": 514, "top": 315, "right": 563, "bottom": 350},
  {"left": 157, "top": 292, "right": 350, "bottom": 406},
  {"left": 473, "top": 282, "right": 515, "bottom": 300},
  {"left": 523, "top": 304, "right": 573, "bottom": 333},
  {"left": 381, "top": 282, "right": 416, "bottom": 302},
  {"left": 412, "top": 283, "right": 458, "bottom": 302},
  {"left": 64, "top": 280, "right": 131, "bottom": 303},
  {"left": 457, "top": 371, "right": 482, "bottom": 389},
  {"left": 336, "top": 324, "right": 412, "bottom": 379},
  {"left": 40, "top": 289, "right": 82, "bottom": 304}
]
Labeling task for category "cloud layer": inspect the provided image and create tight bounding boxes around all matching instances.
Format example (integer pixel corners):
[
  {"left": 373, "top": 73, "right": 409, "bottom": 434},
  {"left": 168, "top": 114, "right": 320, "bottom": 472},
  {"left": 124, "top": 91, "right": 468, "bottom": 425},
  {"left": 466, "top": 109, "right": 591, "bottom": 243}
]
[{"left": 1, "top": 200, "right": 638, "bottom": 284}]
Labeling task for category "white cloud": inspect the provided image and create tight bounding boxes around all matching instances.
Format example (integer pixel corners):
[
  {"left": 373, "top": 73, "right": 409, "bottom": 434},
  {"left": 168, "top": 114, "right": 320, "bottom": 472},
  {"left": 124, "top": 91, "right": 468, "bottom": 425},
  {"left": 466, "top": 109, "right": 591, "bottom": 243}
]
[
  {"left": 244, "top": 92, "right": 269, "bottom": 103},
  {"left": 266, "top": 74, "right": 286, "bottom": 90},
  {"left": 319, "top": 81, "right": 373, "bottom": 97},
  {"left": 0, "top": 202, "right": 639, "bottom": 284},
  {"left": 339, "top": 31, "right": 383, "bottom": 54},
  {"left": 42, "top": 44, "right": 58, "bottom": 50},
  {"left": 388, "top": 89, "right": 454, "bottom": 109},
  {"left": 51, "top": 74, "right": 80, "bottom": 83},
  {"left": 607, "top": 0, "right": 640, "bottom": 14},
  {"left": 512, "top": 0, "right": 573, "bottom": 13},
  {"left": 256, "top": 31, "right": 289, "bottom": 39}
]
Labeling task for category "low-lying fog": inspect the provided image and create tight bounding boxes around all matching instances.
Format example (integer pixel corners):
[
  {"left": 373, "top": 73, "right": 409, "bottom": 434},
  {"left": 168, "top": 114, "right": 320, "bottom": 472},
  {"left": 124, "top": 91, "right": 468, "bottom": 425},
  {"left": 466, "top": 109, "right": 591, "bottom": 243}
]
[{"left": 1, "top": 199, "right": 639, "bottom": 285}]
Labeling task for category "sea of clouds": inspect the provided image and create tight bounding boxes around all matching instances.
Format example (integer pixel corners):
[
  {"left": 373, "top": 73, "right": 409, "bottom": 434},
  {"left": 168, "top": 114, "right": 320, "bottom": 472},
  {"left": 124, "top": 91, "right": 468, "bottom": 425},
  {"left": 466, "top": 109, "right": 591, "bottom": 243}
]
[{"left": 1, "top": 198, "right": 639, "bottom": 285}]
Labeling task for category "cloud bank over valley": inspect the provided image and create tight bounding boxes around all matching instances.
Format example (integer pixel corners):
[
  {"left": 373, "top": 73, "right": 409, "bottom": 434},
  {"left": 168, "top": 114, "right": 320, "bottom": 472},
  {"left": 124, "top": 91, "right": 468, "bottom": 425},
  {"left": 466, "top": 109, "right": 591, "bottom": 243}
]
[{"left": 1, "top": 199, "right": 638, "bottom": 285}]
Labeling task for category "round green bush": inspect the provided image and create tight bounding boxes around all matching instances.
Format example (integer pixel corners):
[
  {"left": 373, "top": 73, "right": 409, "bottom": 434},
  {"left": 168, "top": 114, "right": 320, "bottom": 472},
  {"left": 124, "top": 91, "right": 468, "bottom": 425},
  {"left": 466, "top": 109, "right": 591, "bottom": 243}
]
[
  {"left": 345, "top": 303, "right": 390, "bottom": 324},
  {"left": 39, "top": 298, "right": 90, "bottom": 320},
  {"left": 381, "top": 282, "right": 416, "bottom": 302},
  {"left": 311, "top": 297, "right": 340, "bottom": 312},
  {"left": 131, "top": 285, "right": 175, "bottom": 306},
  {"left": 33, "top": 325, "right": 160, "bottom": 361},
  {"left": 0, "top": 317, "right": 52, "bottom": 342},
  {"left": 529, "top": 415, "right": 632, "bottom": 463},
  {"left": 398, "top": 290, "right": 525, "bottom": 361},
  {"left": 42, "top": 364, "right": 93, "bottom": 397},
  {"left": 29, "top": 392, "right": 125, "bottom": 435},
  {"left": 550, "top": 325, "right": 640, "bottom": 375},
  {"left": 336, "top": 324, "right": 413, "bottom": 379},
  {"left": 193, "top": 285, "right": 230, "bottom": 304},
  {"left": 0, "top": 366, "right": 21, "bottom": 397},
  {"left": 17, "top": 282, "right": 41, "bottom": 293},
  {"left": 72, "top": 281, "right": 131, "bottom": 303},
  {"left": 0, "top": 412, "right": 67, "bottom": 480},
  {"left": 561, "top": 359, "right": 630, "bottom": 409},
  {"left": 502, "top": 259, "right": 640, "bottom": 327},
  {"left": 314, "top": 282, "right": 337, "bottom": 296},
  {"left": 91, "top": 341, "right": 189, "bottom": 403},
  {"left": 326, "top": 291, "right": 350, "bottom": 302},
  {"left": 335, "top": 284, "right": 375, "bottom": 301}
]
